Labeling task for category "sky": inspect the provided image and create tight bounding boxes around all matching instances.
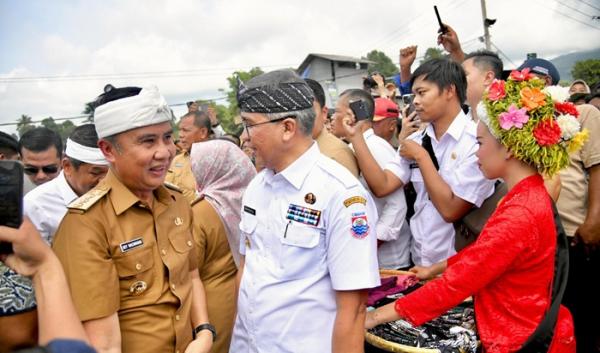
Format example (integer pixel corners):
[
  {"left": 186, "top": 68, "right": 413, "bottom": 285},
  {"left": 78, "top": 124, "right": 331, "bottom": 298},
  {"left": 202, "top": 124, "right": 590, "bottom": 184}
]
[{"left": 1, "top": 0, "right": 599, "bottom": 135}]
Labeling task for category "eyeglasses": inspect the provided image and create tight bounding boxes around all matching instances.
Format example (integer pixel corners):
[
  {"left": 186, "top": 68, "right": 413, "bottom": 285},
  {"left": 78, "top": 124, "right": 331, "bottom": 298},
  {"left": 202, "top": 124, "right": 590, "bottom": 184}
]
[
  {"left": 242, "top": 116, "right": 296, "bottom": 136},
  {"left": 23, "top": 164, "right": 59, "bottom": 176}
]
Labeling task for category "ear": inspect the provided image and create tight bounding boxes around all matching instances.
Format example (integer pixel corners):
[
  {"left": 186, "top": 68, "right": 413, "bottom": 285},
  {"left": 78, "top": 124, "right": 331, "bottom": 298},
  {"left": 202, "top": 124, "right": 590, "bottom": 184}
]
[
  {"left": 388, "top": 119, "right": 397, "bottom": 132},
  {"left": 483, "top": 71, "right": 496, "bottom": 86},
  {"left": 322, "top": 106, "right": 329, "bottom": 117},
  {"left": 281, "top": 118, "right": 298, "bottom": 142},
  {"left": 62, "top": 157, "right": 72, "bottom": 176},
  {"left": 98, "top": 139, "right": 118, "bottom": 164},
  {"left": 200, "top": 127, "right": 209, "bottom": 139},
  {"left": 444, "top": 84, "right": 457, "bottom": 102}
]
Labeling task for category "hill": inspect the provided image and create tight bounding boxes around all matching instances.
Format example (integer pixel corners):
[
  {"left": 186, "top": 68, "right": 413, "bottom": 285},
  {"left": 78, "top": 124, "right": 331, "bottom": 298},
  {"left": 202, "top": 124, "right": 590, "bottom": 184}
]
[{"left": 550, "top": 48, "right": 600, "bottom": 82}]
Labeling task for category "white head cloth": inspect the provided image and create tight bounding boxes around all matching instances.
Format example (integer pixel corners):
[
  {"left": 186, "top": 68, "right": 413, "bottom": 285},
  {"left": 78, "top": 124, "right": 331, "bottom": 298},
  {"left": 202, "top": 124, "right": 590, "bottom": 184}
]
[
  {"left": 65, "top": 138, "right": 108, "bottom": 165},
  {"left": 94, "top": 86, "right": 173, "bottom": 138},
  {"left": 476, "top": 102, "right": 500, "bottom": 140}
]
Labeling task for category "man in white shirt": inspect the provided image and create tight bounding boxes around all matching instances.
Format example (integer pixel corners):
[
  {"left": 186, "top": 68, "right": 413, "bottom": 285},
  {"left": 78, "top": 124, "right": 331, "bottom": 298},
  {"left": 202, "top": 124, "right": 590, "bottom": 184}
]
[
  {"left": 231, "top": 69, "right": 380, "bottom": 353},
  {"left": 335, "top": 92, "right": 411, "bottom": 269},
  {"left": 24, "top": 124, "right": 109, "bottom": 244},
  {"left": 344, "top": 58, "right": 495, "bottom": 266}
]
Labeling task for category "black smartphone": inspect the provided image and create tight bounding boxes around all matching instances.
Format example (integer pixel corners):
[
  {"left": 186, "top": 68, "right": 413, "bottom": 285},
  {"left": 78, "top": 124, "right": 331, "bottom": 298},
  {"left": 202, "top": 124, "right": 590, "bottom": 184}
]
[
  {"left": 434, "top": 5, "right": 448, "bottom": 34},
  {"left": 0, "top": 161, "right": 24, "bottom": 254},
  {"left": 402, "top": 94, "right": 417, "bottom": 117},
  {"left": 349, "top": 100, "right": 370, "bottom": 121}
]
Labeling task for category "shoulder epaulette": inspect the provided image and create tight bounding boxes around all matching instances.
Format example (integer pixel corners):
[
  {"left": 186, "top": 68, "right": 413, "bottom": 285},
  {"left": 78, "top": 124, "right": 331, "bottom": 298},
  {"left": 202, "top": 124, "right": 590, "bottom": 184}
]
[
  {"left": 164, "top": 181, "right": 183, "bottom": 193},
  {"left": 190, "top": 195, "right": 205, "bottom": 207},
  {"left": 67, "top": 184, "right": 111, "bottom": 212}
]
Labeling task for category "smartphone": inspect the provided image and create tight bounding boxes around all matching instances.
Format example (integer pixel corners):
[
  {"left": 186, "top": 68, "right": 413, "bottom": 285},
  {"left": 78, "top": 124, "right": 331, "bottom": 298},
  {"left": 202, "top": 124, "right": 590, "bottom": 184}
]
[
  {"left": 200, "top": 103, "right": 210, "bottom": 112},
  {"left": 402, "top": 94, "right": 417, "bottom": 117},
  {"left": 0, "top": 161, "right": 24, "bottom": 254},
  {"left": 434, "top": 5, "right": 448, "bottom": 34},
  {"left": 349, "top": 100, "right": 370, "bottom": 121}
]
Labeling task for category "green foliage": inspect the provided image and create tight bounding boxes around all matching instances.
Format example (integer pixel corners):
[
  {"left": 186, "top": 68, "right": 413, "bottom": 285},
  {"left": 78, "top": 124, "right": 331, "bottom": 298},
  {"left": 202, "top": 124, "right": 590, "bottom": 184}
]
[
  {"left": 571, "top": 59, "right": 600, "bottom": 88},
  {"left": 364, "top": 50, "right": 398, "bottom": 77},
  {"left": 420, "top": 47, "right": 445, "bottom": 64},
  {"left": 16, "top": 115, "right": 34, "bottom": 137},
  {"left": 226, "top": 67, "right": 264, "bottom": 117},
  {"left": 82, "top": 102, "right": 96, "bottom": 122}
]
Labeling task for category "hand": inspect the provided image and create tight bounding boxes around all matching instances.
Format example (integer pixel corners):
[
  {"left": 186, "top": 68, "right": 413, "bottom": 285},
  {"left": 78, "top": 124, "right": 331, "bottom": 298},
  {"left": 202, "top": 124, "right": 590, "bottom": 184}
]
[
  {"left": 207, "top": 106, "right": 218, "bottom": 125},
  {"left": 340, "top": 109, "right": 359, "bottom": 140},
  {"left": 399, "top": 140, "right": 426, "bottom": 162},
  {"left": 398, "top": 107, "right": 420, "bottom": 142},
  {"left": 0, "top": 218, "right": 53, "bottom": 278},
  {"left": 399, "top": 45, "right": 418, "bottom": 69},
  {"left": 184, "top": 330, "right": 213, "bottom": 353},
  {"left": 409, "top": 266, "right": 435, "bottom": 280},
  {"left": 372, "top": 73, "right": 385, "bottom": 88},
  {"left": 436, "top": 23, "right": 461, "bottom": 55},
  {"left": 365, "top": 310, "right": 379, "bottom": 330},
  {"left": 573, "top": 222, "right": 600, "bottom": 254}
]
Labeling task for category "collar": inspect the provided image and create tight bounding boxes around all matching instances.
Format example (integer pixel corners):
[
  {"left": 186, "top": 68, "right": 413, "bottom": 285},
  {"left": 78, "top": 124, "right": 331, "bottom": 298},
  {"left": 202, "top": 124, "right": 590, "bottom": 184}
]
[
  {"left": 57, "top": 171, "right": 79, "bottom": 205},
  {"left": 271, "top": 142, "right": 320, "bottom": 190},
  {"left": 425, "top": 110, "right": 469, "bottom": 143},
  {"left": 363, "top": 128, "right": 375, "bottom": 140},
  {"left": 106, "top": 169, "right": 174, "bottom": 215}
]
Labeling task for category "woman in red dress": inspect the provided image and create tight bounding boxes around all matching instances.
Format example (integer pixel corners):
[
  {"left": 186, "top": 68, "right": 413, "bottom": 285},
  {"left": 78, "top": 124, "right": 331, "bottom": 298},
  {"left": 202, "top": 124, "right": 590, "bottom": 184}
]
[{"left": 365, "top": 71, "right": 584, "bottom": 352}]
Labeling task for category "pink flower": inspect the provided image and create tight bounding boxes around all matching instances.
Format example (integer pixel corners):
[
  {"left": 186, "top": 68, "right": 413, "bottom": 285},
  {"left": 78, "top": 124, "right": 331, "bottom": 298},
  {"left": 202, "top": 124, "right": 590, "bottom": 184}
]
[
  {"left": 488, "top": 80, "right": 506, "bottom": 101},
  {"left": 509, "top": 68, "right": 534, "bottom": 81},
  {"left": 498, "top": 104, "right": 529, "bottom": 130}
]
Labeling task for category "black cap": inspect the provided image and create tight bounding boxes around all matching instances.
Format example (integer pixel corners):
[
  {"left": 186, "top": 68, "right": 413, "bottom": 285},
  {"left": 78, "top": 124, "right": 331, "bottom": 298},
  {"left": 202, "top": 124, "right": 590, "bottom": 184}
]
[{"left": 0, "top": 131, "right": 18, "bottom": 153}]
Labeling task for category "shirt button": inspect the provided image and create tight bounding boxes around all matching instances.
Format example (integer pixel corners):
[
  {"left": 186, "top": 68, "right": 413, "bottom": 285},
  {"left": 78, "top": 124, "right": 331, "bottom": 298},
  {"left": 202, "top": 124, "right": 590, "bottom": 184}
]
[
  {"left": 175, "top": 314, "right": 180, "bottom": 321},
  {"left": 187, "top": 240, "right": 193, "bottom": 247},
  {"left": 161, "top": 249, "right": 167, "bottom": 256},
  {"left": 135, "top": 263, "right": 142, "bottom": 270}
]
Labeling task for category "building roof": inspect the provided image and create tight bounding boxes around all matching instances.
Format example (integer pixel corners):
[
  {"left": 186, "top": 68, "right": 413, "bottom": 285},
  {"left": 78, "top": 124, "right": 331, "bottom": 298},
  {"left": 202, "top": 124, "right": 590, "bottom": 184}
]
[{"left": 297, "top": 53, "right": 374, "bottom": 74}]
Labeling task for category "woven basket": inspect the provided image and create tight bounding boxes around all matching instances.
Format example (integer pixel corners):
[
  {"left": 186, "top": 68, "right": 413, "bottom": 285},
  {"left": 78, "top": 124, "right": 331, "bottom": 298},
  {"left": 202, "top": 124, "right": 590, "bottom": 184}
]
[{"left": 364, "top": 269, "right": 440, "bottom": 353}]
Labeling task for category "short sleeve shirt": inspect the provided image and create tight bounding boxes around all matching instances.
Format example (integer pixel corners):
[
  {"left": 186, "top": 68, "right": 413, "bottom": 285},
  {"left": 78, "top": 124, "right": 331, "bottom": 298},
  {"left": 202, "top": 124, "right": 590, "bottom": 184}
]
[
  {"left": 230, "top": 143, "right": 380, "bottom": 353},
  {"left": 385, "top": 111, "right": 495, "bottom": 266},
  {"left": 557, "top": 104, "right": 600, "bottom": 236},
  {"left": 52, "top": 170, "right": 197, "bottom": 353},
  {"left": 165, "top": 152, "right": 197, "bottom": 202}
]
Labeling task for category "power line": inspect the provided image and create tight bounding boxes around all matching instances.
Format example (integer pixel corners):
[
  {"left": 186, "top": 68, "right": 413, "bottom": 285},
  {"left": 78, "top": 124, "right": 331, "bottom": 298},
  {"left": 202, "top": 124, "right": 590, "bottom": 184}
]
[
  {"left": 578, "top": 0, "right": 600, "bottom": 12},
  {"left": 535, "top": 0, "right": 600, "bottom": 30},
  {"left": 490, "top": 42, "right": 517, "bottom": 67},
  {"left": 554, "top": 0, "right": 598, "bottom": 18}
]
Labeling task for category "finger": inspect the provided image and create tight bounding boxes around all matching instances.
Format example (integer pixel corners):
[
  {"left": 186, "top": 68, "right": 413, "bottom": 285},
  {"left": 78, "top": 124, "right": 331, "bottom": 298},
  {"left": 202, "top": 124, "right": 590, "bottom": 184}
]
[
  {"left": 0, "top": 225, "right": 19, "bottom": 243},
  {"left": 408, "top": 267, "right": 417, "bottom": 273}
]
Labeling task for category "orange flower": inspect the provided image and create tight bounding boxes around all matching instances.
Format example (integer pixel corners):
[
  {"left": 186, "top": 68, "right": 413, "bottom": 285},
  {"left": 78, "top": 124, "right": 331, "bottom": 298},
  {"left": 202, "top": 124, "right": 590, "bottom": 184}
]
[{"left": 520, "top": 87, "right": 547, "bottom": 111}]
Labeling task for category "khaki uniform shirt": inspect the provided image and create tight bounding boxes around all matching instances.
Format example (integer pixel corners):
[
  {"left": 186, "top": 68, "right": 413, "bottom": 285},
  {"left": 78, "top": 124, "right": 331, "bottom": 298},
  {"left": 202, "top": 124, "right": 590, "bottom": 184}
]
[
  {"left": 315, "top": 129, "right": 360, "bottom": 178},
  {"left": 191, "top": 198, "right": 237, "bottom": 353},
  {"left": 53, "top": 170, "right": 198, "bottom": 353},
  {"left": 165, "top": 152, "right": 197, "bottom": 202},
  {"left": 557, "top": 104, "right": 600, "bottom": 236}
]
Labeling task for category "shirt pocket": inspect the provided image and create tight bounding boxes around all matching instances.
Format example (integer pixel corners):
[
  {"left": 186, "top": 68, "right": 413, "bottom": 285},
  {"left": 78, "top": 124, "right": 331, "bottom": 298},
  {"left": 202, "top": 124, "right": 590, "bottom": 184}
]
[
  {"left": 113, "top": 246, "right": 156, "bottom": 300},
  {"left": 168, "top": 230, "right": 195, "bottom": 284},
  {"left": 279, "top": 222, "right": 325, "bottom": 280}
]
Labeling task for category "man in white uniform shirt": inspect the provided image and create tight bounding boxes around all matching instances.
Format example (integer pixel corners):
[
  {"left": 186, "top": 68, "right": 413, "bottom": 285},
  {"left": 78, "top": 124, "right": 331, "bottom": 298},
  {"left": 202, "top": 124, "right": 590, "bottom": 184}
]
[
  {"left": 334, "top": 92, "right": 411, "bottom": 270},
  {"left": 24, "top": 124, "right": 109, "bottom": 244},
  {"left": 344, "top": 58, "right": 495, "bottom": 267},
  {"left": 231, "top": 69, "right": 380, "bottom": 353}
]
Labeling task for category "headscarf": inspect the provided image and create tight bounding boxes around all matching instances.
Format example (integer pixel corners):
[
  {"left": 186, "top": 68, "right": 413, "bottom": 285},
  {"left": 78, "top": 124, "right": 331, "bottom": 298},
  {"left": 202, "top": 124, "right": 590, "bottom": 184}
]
[
  {"left": 237, "top": 69, "right": 314, "bottom": 114},
  {"left": 190, "top": 140, "right": 256, "bottom": 267},
  {"left": 94, "top": 86, "right": 172, "bottom": 138},
  {"left": 478, "top": 68, "right": 588, "bottom": 176}
]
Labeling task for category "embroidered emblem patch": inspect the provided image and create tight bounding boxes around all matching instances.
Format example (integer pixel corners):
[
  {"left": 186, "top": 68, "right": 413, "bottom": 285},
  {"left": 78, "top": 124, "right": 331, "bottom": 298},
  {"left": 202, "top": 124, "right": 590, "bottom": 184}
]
[
  {"left": 120, "top": 237, "right": 144, "bottom": 253},
  {"left": 343, "top": 196, "right": 367, "bottom": 208},
  {"left": 286, "top": 204, "right": 321, "bottom": 227},
  {"left": 350, "top": 212, "right": 369, "bottom": 239},
  {"left": 304, "top": 192, "right": 316, "bottom": 204}
]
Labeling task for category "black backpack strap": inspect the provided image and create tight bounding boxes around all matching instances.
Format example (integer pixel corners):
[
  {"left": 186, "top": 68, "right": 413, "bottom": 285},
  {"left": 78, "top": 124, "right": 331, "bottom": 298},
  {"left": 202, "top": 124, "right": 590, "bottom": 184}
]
[{"left": 518, "top": 202, "right": 569, "bottom": 352}]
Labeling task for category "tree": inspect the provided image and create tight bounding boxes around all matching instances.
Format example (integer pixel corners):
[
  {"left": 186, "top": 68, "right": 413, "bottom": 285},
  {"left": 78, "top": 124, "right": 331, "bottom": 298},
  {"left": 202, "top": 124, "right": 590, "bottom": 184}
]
[
  {"left": 224, "top": 67, "right": 265, "bottom": 135},
  {"left": 82, "top": 102, "right": 96, "bottom": 122},
  {"left": 364, "top": 50, "right": 399, "bottom": 77},
  {"left": 17, "top": 115, "right": 34, "bottom": 137},
  {"left": 571, "top": 59, "right": 600, "bottom": 88},
  {"left": 421, "top": 47, "right": 445, "bottom": 64}
]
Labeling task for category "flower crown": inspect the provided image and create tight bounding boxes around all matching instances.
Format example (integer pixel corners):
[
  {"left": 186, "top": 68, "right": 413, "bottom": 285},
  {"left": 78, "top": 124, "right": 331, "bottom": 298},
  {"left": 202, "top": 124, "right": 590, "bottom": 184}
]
[{"left": 479, "top": 68, "right": 588, "bottom": 176}]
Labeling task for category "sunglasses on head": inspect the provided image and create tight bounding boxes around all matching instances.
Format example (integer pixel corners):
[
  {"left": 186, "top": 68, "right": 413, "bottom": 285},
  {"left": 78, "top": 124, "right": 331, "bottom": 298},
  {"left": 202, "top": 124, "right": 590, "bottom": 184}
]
[{"left": 23, "top": 164, "right": 59, "bottom": 175}]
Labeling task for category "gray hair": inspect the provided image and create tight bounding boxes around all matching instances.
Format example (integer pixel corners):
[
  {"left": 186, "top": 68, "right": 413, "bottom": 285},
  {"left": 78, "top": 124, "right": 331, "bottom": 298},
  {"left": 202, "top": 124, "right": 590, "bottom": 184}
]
[{"left": 264, "top": 107, "right": 315, "bottom": 136}]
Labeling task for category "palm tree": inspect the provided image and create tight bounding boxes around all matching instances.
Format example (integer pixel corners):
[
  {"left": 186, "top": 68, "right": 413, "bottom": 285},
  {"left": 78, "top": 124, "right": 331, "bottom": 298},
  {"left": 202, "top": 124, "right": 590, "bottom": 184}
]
[{"left": 16, "top": 115, "right": 34, "bottom": 137}]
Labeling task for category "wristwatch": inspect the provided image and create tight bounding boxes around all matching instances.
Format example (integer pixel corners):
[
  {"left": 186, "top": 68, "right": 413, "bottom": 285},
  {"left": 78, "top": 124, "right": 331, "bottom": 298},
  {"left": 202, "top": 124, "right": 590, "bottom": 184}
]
[{"left": 193, "top": 323, "right": 217, "bottom": 341}]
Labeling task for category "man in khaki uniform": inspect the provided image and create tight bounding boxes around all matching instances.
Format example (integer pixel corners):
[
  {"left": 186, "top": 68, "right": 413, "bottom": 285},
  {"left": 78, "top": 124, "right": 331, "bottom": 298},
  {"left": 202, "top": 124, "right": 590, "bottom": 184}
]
[
  {"left": 166, "top": 111, "right": 212, "bottom": 201},
  {"left": 305, "top": 78, "right": 360, "bottom": 178},
  {"left": 52, "top": 85, "right": 214, "bottom": 353}
]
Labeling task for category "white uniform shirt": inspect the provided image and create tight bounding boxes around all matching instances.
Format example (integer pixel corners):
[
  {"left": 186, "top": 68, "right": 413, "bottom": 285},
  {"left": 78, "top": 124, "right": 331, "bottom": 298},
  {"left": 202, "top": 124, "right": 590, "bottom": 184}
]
[
  {"left": 354, "top": 129, "right": 411, "bottom": 269},
  {"left": 23, "top": 171, "right": 78, "bottom": 244},
  {"left": 231, "top": 143, "right": 380, "bottom": 353},
  {"left": 386, "top": 111, "right": 495, "bottom": 266}
]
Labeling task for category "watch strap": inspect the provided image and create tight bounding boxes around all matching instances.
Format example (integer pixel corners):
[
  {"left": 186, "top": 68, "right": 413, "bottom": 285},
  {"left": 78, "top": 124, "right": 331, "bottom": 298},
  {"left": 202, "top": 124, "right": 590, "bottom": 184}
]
[{"left": 193, "top": 323, "right": 217, "bottom": 341}]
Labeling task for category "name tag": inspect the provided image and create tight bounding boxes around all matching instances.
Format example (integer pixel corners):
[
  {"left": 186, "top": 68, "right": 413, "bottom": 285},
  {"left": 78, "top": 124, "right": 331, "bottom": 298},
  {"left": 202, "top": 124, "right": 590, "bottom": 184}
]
[
  {"left": 244, "top": 205, "right": 256, "bottom": 215},
  {"left": 120, "top": 238, "right": 144, "bottom": 253}
]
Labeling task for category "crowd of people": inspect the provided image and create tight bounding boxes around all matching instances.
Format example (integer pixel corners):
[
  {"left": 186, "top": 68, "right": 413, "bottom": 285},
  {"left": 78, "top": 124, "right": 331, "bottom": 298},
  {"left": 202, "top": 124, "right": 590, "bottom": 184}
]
[{"left": 0, "top": 23, "right": 598, "bottom": 353}]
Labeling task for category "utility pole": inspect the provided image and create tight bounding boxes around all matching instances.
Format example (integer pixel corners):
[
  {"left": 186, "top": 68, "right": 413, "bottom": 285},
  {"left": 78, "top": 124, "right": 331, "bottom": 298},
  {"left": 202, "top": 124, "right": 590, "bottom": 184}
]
[{"left": 480, "top": 0, "right": 491, "bottom": 50}]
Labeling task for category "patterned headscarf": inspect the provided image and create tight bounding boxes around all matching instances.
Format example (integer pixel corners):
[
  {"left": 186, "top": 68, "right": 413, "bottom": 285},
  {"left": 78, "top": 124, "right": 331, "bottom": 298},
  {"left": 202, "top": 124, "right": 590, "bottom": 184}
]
[
  {"left": 190, "top": 140, "right": 256, "bottom": 267},
  {"left": 237, "top": 69, "right": 314, "bottom": 113}
]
